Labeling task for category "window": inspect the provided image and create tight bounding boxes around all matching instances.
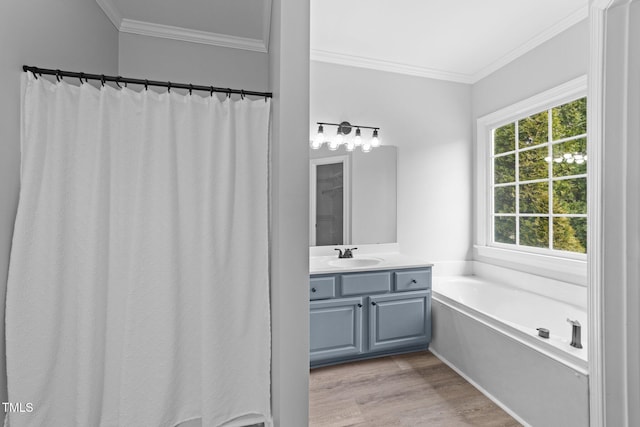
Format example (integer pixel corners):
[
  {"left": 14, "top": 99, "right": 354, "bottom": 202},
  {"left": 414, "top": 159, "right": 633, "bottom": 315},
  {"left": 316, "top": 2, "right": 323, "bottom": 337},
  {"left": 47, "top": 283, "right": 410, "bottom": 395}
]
[
  {"left": 492, "top": 97, "right": 587, "bottom": 254},
  {"left": 475, "top": 76, "right": 588, "bottom": 283}
]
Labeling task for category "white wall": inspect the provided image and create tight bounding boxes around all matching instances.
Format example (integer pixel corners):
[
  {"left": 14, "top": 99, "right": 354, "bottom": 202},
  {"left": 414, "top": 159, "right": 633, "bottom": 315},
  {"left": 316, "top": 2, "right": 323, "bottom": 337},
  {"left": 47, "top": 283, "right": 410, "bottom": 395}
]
[
  {"left": 472, "top": 20, "right": 588, "bottom": 119},
  {"left": 119, "top": 33, "right": 268, "bottom": 91},
  {"left": 269, "top": 0, "right": 310, "bottom": 426},
  {"left": 311, "top": 62, "right": 473, "bottom": 270},
  {"left": 0, "top": 0, "right": 119, "bottom": 404}
]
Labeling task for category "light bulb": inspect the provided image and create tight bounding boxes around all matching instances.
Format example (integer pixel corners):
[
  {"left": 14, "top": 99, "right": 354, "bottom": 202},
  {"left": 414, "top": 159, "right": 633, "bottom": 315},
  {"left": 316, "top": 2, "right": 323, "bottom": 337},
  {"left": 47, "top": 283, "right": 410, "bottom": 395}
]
[
  {"left": 362, "top": 142, "right": 372, "bottom": 153},
  {"left": 371, "top": 129, "right": 380, "bottom": 147},
  {"left": 354, "top": 128, "right": 363, "bottom": 146},
  {"left": 328, "top": 138, "right": 339, "bottom": 151},
  {"left": 345, "top": 141, "right": 355, "bottom": 152},
  {"left": 335, "top": 129, "right": 344, "bottom": 145},
  {"left": 310, "top": 139, "right": 322, "bottom": 150},
  {"left": 314, "top": 125, "right": 324, "bottom": 146}
]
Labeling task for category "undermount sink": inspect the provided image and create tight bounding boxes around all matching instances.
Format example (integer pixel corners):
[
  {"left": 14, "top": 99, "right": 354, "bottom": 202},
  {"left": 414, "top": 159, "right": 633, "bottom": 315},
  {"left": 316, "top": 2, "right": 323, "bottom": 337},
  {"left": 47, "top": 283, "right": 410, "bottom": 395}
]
[{"left": 328, "top": 257, "right": 383, "bottom": 268}]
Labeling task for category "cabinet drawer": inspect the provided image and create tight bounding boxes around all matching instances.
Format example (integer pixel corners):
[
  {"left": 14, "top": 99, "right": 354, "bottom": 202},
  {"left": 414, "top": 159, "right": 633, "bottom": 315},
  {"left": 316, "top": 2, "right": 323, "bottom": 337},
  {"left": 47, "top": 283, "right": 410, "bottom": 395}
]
[
  {"left": 310, "top": 277, "right": 336, "bottom": 300},
  {"left": 395, "top": 269, "right": 431, "bottom": 292},
  {"left": 341, "top": 272, "right": 391, "bottom": 296}
]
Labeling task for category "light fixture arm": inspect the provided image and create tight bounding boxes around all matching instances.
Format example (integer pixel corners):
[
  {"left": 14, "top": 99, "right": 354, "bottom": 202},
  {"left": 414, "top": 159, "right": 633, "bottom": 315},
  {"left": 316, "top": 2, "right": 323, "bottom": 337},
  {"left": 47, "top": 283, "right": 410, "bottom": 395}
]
[{"left": 317, "top": 121, "right": 380, "bottom": 131}]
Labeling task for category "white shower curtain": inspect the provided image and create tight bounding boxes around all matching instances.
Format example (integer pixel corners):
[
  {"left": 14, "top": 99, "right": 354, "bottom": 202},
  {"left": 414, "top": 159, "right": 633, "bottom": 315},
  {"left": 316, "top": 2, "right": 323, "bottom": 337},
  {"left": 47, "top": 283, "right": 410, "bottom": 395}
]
[{"left": 5, "top": 73, "right": 272, "bottom": 427}]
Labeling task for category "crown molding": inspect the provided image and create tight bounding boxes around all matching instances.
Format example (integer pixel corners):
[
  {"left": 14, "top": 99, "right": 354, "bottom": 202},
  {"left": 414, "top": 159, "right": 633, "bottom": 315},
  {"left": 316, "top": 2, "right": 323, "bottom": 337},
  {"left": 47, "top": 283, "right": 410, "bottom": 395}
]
[
  {"left": 96, "top": 0, "right": 122, "bottom": 29},
  {"left": 119, "top": 19, "right": 267, "bottom": 52},
  {"left": 95, "top": 0, "right": 269, "bottom": 53},
  {"left": 471, "top": 5, "right": 588, "bottom": 83},
  {"left": 310, "top": 49, "right": 474, "bottom": 84}
]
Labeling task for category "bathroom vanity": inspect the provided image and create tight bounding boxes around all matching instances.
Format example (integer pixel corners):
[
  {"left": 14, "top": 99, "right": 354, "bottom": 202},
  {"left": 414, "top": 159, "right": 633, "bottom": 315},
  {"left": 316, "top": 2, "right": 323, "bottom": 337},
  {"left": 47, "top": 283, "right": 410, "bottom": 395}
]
[{"left": 309, "top": 253, "right": 433, "bottom": 368}]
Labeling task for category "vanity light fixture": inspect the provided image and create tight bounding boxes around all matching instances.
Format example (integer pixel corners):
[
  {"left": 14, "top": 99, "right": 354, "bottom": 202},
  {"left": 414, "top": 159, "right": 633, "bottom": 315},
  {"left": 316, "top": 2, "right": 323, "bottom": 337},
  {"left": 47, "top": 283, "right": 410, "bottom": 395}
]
[{"left": 311, "top": 121, "right": 381, "bottom": 153}]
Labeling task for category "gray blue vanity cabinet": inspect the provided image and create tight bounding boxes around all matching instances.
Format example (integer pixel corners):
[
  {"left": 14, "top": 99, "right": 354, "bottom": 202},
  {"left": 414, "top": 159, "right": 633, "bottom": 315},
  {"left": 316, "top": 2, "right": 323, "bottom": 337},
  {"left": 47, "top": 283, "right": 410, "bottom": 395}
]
[
  {"left": 309, "top": 267, "right": 432, "bottom": 368},
  {"left": 309, "top": 297, "right": 364, "bottom": 362}
]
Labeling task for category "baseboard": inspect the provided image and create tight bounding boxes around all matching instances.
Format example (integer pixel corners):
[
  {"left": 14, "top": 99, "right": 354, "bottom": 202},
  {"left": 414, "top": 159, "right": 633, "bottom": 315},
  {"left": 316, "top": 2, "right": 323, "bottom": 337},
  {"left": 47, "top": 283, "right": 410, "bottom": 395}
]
[{"left": 428, "top": 348, "right": 531, "bottom": 427}]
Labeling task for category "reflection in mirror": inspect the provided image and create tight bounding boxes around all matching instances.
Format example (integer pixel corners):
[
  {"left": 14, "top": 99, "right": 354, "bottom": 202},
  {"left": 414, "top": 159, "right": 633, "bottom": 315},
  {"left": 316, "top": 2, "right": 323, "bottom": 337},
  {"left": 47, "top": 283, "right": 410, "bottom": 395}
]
[
  {"left": 310, "top": 145, "right": 397, "bottom": 247},
  {"left": 310, "top": 156, "right": 349, "bottom": 246}
]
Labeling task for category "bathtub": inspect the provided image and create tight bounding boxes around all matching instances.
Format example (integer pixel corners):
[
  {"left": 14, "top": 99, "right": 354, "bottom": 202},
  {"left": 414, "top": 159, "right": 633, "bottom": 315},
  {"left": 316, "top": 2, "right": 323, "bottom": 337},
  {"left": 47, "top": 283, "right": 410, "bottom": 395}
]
[{"left": 430, "top": 275, "right": 589, "bottom": 427}]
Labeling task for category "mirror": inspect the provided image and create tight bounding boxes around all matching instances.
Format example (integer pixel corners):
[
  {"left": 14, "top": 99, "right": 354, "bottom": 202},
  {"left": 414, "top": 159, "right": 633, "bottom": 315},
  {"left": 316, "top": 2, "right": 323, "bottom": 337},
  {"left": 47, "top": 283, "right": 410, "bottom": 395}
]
[{"left": 309, "top": 145, "right": 397, "bottom": 247}]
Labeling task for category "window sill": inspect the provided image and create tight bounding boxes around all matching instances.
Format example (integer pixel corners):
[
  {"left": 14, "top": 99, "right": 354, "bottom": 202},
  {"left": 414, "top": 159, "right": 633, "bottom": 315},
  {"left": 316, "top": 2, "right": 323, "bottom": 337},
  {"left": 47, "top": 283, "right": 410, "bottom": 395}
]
[{"left": 473, "top": 245, "right": 587, "bottom": 286}]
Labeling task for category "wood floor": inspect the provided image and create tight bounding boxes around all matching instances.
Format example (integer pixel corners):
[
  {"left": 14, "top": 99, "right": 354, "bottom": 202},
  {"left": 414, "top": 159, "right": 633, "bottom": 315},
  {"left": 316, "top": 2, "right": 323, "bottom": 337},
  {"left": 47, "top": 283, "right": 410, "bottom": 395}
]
[{"left": 309, "top": 351, "right": 522, "bottom": 427}]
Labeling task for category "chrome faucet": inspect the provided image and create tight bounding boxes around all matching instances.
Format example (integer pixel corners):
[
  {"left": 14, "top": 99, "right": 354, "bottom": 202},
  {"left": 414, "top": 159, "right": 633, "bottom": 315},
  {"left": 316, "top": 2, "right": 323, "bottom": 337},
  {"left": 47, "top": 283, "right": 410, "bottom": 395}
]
[
  {"left": 567, "top": 319, "right": 583, "bottom": 349},
  {"left": 335, "top": 247, "right": 358, "bottom": 258}
]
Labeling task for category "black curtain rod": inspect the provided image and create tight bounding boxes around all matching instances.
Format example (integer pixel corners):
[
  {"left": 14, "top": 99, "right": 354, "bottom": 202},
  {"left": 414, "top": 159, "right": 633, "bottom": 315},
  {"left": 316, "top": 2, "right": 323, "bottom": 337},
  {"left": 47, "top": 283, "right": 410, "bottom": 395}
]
[{"left": 23, "top": 65, "right": 272, "bottom": 98}]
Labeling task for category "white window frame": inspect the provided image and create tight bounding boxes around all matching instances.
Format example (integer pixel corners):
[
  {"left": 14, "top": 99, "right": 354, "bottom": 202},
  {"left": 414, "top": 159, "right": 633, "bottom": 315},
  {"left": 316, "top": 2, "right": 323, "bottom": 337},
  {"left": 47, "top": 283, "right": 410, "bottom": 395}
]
[{"left": 475, "top": 76, "right": 588, "bottom": 285}]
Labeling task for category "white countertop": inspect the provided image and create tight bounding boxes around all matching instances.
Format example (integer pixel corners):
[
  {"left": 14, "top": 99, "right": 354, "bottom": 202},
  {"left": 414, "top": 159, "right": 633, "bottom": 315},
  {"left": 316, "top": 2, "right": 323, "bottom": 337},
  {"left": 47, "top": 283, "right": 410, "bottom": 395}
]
[{"left": 310, "top": 251, "right": 433, "bottom": 275}]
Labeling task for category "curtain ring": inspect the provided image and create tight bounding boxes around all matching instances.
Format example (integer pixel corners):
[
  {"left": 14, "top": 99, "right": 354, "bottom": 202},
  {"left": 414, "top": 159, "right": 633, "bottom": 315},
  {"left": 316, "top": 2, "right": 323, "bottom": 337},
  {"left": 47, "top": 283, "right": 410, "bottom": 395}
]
[
  {"left": 55, "top": 69, "right": 61, "bottom": 82},
  {"left": 101, "top": 75, "right": 105, "bottom": 87},
  {"left": 115, "top": 76, "right": 122, "bottom": 88},
  {"left": 31, "top": 69, "right": 38, "bottom": 80},
  {"left": 167, "top": 81, "right": 171, "bottom": 93},
  {"left": 241, "top": 90, "right": 245, "bottom": 100},
  {"left": 189, "top": 84, "right": 193, "bottom": 95},
  {"left": 145, "top": 80, "right": 149, "bottom": 91},
  {"left": 227, "top": 89, "right": 232, "bottom": 99},
  {"left": 210, "top": 86, "right": 214, "bottom": 97},
  {"left": 79, "top": 73, "right": 85, "bottom": 85}
]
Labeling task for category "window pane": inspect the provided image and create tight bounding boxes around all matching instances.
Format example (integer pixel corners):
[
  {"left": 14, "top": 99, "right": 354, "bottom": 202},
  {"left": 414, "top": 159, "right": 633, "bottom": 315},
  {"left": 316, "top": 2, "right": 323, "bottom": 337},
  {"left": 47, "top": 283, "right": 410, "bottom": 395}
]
[
  {"left": 495, "top": 217, "right": 516, "bottom": 244},
  {"left": 553, "top": 178, "right": 587, "bottom": 214},
  {"left": 552, "top": 138, "right": 587, "bottom": 177},
  {"left": 494, "top": 123, "right": 515, "bottom": 154},
  {"left": 519, "top": 182, "right": 548, "bottom": 214},
  {"left": 495, "top": 186, "right": 515, "bottom": 213},
  {"left": 519, "top": 146, "right": 549, "bottom": 181},
  {"left": 553, "top": 217, "right": 587, "bottom": 253},
  {"left": 518, "top": 111, "right": 548, "bottom": 148},
  {"left": 494, "top": 154, "right": 515, "bottom": 184},
  {"left": 552, "top": 97, "right": 587, "bottom": 140},
  {"left": 519, "top": 216, "right": 549, "bottom": 248}
]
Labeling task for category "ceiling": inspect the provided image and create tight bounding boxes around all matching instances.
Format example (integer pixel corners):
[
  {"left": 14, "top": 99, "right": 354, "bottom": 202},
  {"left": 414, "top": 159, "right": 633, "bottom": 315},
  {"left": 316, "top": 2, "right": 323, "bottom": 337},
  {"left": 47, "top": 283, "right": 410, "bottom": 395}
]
[{"left": 96, "top": 0, "right": 589, "bottom": 84}]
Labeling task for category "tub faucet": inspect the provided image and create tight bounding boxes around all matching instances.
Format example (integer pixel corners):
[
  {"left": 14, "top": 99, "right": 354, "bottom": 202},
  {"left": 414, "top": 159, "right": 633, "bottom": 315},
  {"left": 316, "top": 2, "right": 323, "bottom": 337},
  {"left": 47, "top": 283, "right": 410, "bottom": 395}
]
[
  {"left": 567, "top": 319, "right": 583, "bottom": 349},
  {"left": 335, "top": 247, "right": 358, "bottom": 258}
]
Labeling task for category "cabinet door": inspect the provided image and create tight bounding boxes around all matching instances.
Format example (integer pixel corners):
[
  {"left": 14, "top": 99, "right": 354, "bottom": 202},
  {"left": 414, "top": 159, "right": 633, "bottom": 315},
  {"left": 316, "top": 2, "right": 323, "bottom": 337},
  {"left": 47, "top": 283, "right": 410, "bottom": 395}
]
[
  {"left": 368, "top": 290, "right": 431, "bottom": 353},
  {"left": 310, "top": 297, "right": 364, "bottom": 362}
]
